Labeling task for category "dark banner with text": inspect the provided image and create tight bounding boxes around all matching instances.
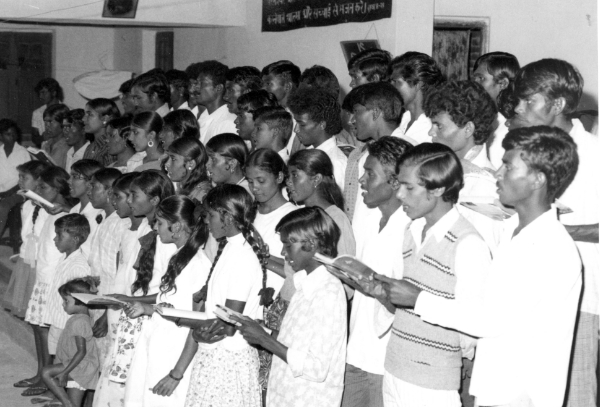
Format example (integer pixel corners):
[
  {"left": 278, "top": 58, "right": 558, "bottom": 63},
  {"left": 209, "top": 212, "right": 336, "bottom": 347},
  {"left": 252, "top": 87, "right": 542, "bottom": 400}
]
[{"left": 262, "top": 0, "right": 392, "bottom": 32}]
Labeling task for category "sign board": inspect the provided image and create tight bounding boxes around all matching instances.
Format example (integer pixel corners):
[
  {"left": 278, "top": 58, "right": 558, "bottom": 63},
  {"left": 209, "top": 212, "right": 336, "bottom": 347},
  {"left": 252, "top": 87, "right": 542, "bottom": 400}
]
[
  {"left": 340, "top": 40, "right": 381, "bottom": 63},
  {"left": 262, "top": 0, "right": 392, "bottom": 32}
]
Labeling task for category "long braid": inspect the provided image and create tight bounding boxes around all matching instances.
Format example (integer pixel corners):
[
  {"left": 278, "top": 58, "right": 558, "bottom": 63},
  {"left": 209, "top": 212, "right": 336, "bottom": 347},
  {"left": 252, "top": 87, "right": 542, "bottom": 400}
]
[
  {"left": 239, "top": 221, "right": 273, "bottom": 307},
  {"left": 31, "top": 205, "right": 41, "bottom": 228},
  {"left": 194, "top": 237, "right": 227, "bottom": 303}
]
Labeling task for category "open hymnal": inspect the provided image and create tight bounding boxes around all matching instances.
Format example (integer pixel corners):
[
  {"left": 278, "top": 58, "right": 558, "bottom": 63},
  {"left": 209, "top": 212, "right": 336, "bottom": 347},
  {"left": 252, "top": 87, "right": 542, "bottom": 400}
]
[
  {"left": 154, "top": 306, "right": 207, "bottom": 321},
  {"left": 213, "top": 304, "right": 243, "bottom": 326},
  {"left": 27, "top": 147, "right": 55, "bottom": 165},
  {"left": 71, "top": 293, "right": 126, "bottom": 306},
  {"left": 314, "top": 252, "right": 376, "bottom": 283},
  {"left": 18, "top": 189, "right": 55, "bottom": 208}
]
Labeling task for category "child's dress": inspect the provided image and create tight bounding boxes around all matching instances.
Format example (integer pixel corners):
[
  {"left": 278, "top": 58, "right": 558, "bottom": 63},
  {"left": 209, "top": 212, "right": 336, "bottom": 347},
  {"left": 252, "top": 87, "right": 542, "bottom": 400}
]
[
  {"left": 184, "top": 234, "right": 263, "bottom": 407},
  {"left": 57, "top": 313, "right": 100, "bottom": 390},
  {"left": 3, "top": 201, "right": 47, "bottom": 317},
  {"left": 124, "top": 250, "right": 211, "bottom": 407}
]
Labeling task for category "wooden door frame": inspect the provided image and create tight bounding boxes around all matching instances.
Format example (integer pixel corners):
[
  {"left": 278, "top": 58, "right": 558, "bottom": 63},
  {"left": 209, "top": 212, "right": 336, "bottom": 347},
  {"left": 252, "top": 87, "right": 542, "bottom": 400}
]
[
  {"left": 0, "top": 27, "right": 55, "bottom": 77},
  {"left": 433, "top": 16, "right": 490, "bottom": 56}
]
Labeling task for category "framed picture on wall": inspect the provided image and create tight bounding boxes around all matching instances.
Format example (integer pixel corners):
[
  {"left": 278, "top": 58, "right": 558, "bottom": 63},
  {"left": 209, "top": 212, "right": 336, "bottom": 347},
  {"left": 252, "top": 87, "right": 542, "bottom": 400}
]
[
  {"left": 102, "top": 0, "right": 139, "bottom": 19},
  {"left": 340, "top": 40, "right": 381, "bottom": 64}
]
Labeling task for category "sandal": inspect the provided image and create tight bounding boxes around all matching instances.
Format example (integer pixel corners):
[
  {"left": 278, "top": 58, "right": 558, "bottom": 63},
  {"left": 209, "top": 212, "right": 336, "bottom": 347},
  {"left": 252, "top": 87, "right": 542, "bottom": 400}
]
[
  {"left": 21, "top": 387, "right": 48, "bottom": 397},
  {"left": 13, "top": 378, "right": 37, "bottom": 388}
]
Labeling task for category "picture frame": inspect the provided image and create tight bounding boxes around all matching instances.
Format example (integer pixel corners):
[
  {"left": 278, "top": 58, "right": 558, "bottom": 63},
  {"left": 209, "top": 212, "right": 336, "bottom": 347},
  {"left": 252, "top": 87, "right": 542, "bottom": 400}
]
[
  {"left": 102, "top": 0, "right": 139, "bottom": 19},
  {"left": 340, "top": 40, "right": 381, "bottom": 64}
]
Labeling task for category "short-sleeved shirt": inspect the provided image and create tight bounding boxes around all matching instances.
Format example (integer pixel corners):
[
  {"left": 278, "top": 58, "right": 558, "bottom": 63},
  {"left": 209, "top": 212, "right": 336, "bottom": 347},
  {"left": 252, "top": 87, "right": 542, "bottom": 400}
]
[
  {"left": 0, "top": 143, "right": 31, "bottom": 192},
  {"left": 57, "top": 314, "right": 100, "bottom": 389},
  {"left": 198, "top": 104, "right": 237, "bottom": 145}
]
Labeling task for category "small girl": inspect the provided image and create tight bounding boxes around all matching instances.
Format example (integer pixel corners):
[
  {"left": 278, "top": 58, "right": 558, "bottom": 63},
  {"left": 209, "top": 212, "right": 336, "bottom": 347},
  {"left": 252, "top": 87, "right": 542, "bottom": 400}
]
[
  {"left": 83, "top": 98, "right": 121, "bottom": 166},
  {"left": 3, "top": 160, "right": 51, "bottom": 318},
  {"left": 182, "top": 184, "right": 270, "bottom": 407},
  {"left": 123, "top": 195, "right": 211, "bottom": 407},
  {"left": 160, "top": 109, "right": 200, "bottom": 151},
  {"left": 235, "top": 207, "right": 347, "bottom": 407},
  {"left": 105, "top": 116, "right": 141, "bottom": 172},
  {"left": 42, "top": 277, "right": 101, "bottom": 407},
  {"left": 206, "top": 133, "right": 250, "bottom": 192},
  {"left": 165, "top": 137, "right": 212, "bottom": 202},
  {"left": 129, "top": 112, "right": 165, "bottom": 172}
]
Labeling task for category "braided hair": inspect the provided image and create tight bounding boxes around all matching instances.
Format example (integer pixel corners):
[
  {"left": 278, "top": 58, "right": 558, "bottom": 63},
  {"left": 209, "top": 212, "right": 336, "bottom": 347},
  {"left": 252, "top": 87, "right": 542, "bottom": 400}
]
[{"left": 203, "top": 184, "right": 273, "bottom": 306}]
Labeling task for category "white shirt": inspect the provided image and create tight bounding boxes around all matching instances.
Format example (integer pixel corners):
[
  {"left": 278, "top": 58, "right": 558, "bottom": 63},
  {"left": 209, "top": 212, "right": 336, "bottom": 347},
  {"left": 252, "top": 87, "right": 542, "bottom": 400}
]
[
  {"left": 415, "top": 209, "right": 582, "bottom": 407},
  {"left": 69, "top": 203, "right": 104, "bottom": 260},
  {"left": 466, "top": 145, "right": 495, "bottom": 173},
  {"left": 347, "top": 207, "right": 410, "bottom": 374},
  {"left": 314, "top": 137, "right": 347, "bottom": 191},
  {"left": 125, "top": 152, "right": 145, "bottom": 173},
  {"left": 391, "top": 111, "right": 432, "bottom": 145},
  {"left": 171, "top": 101, "right": 191, "bottom": 112},
  {"left": 32, "top": 105, "right": 46, "bottom": 133},
  {"left": 351, "top": 151, "right": 379, "bottom": 231},
  {"left": 65, "top": 141, "right": 90, "bottom": 174},
  {"left": 155, "top": 103, "right": 170, "bottom": 118},
  {"left": 278, "top": 147, "right": 290, "bottom": 164},
  {"left": 112, "top": 219, "right": 152, "bottom": 295},
  {"left": 36, "top": 212, "right": 68, "bottom": 283},
  {"left": 198, "top": 104, "right": 237, "bottom": 145},
  {"left": 0, "top": 143, "right": 30, "bottom": 192},
  {"left": 563, "top": 119, "right": 600, "bottom": 315},
  {"left": 487, "top": 112, "right": 509, "bottom": 169}
]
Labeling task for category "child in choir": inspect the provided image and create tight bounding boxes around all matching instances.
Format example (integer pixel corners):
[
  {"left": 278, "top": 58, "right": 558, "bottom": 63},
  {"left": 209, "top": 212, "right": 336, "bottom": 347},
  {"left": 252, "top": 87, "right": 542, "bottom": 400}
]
[
  {"left": 159, "top": 109, "right": 200, "bottom": 151},
  {"left": 3, "top": 160, "right": 51, "bottom": 318},
  {"left": 22, "top": 167, "right": 75, "bottom": 398},
  {"left": 287, "top": 87, "right": 347, "bottom": 190},
  {"left": 389, "top": 52, "right": 445, "bottom": 145},
  {"left": 178, "top": 185, "right": 269, "bottom": 407},
  {"left": 234, "top": 89, "right": 279, "bottom": 145},
  {"left": 205, "top": 133, "right": 250, "bottom": 192},
  {"left": 224, "top": 66, "right": 262, "bottom": 114},
  {"left": 164, "top": 136, "right": 211, "bottom": 202},
  {"left": 234, "top": 207, "right": 347, "bottom": 407},
  {"left": 83, "top": 99, "right": 121, "bottom": 166},
  {"left": 42, "top": 214, "right": 92, "bottom": 374},
  {"left": 123, "top": 196, "right": 211, "bottom": 407},
  {"left": 129, "top": 112, "right": 165, "bottom": 172},
  {"left": 106, "top": 116, "right": 140, "bottom": 173},
  {"left": 347, "top": 48, "right": 392, "bottom": 88},
  {"left": 63, "top": 109, "right": 90, "bottom": 174},
  {"left": 251, "top": 106, "right": 293, "bottom": 162},
  {"left": 42, "top": 278, "right": 101, "bottom": 407},
  {"left": 93, "top": 171, "right": 176, "bottom": 407}
]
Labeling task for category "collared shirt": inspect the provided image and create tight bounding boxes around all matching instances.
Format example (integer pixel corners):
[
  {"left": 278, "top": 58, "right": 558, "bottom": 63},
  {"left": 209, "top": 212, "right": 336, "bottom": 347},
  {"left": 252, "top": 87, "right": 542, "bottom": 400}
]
[
  {"left": 487, "top": 112, "right": 509, "bottom": 169},
  {"left": 347, "top": 207, "right": 410, "bottom": 374},
  {"left": 314, "top": 137, "right": 348, "bottom": 191},
  {"left": 268, "top": 265, "right": 347, "bottom": 406},
  {"left": 391, "top": 111, "right": 432, "bottom": 145},
  {"left": 88, "top": 211, "right": 131, "bottom": 295},
  {"left": 0, "top": 143, "right": 30, "bottom": 192},
  {"left": 170, "top": 101, "right": 191, "bottom": 112},
  {"left": 155, "top": 103, "right": 170, "bottom": 118},
  {"left": 69, "top": 202, "right": 104, "bottom": 260},
  {"left": 83, "top": 137, "right": 112, "bottom": 166},
  {"left": 465, "top": 144, "right": 495, "bottom": 173},
  {"left": 32, "top": 105, "right": 46, "bottom": 133},
  {"left": 65, "top": 141, "right": 90, "bottom": 174},
  {"left": 415, "top": 209, "right": 582, "bottom": 407},
  {"left": 278, "top": 147, "right": 290, "bottom": 164},
  {"left": 198, "top": 104, "right": 237, "bottom": 145},
  {"left": 125, "top": 152, "right": 145, "bottom": 173}
]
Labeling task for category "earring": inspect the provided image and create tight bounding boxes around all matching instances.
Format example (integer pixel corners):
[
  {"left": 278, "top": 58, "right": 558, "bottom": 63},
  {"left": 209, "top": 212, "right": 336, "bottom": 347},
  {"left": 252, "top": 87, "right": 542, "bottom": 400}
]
[{"left": 148, "top": 141, "right": 154, "bottom": 147}]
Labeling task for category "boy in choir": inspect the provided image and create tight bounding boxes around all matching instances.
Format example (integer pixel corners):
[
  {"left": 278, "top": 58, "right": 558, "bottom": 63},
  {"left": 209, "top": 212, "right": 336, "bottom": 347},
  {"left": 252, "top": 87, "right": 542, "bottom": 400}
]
[
  {"left": 251, "top": 106, "right": 293, "bottom": 163},
  {"left": 347, "top": 48, "right": 392, "bottom": 89},
  {"left": 165, "top": 69, "right": 191, "bottom": 111},
  {"left": 389, "top": 52, "right": 445, "bottom": 145},
  {"left": 377, "top": 126, "right": 582, "bottom": 407},
  {"left": 340, "top": 136, "right": 412, "bottom": 407},
  {"left": 130, "top": 71, "right": 171, "bottom": 117},
  {"left": 287, "top": 87, "right": 347, "bottom": 191},
  {"left": 224, "top": 66, "right": 262, "bottom": 114},
  {"left": 187, "top": 60, "right": 237, "bottom": 144},
  {"left": 370, "top": 142, "right": 491, "bottom": 407},
  {"left": 509, "top": 58, "right": 599, "bottom": 407},
  {"left": 471, "top": 52, "right": 520, "bottom": 168}
]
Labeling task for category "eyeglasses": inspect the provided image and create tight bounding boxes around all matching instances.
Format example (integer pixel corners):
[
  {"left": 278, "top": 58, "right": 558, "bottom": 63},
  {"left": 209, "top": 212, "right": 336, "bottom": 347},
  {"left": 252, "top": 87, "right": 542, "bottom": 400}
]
[
  {"left": 70, "top": 172, "right": 88, "bottom": 181},
  {"left": 62, "top": 124, "right": 72, "bottom": 130}
]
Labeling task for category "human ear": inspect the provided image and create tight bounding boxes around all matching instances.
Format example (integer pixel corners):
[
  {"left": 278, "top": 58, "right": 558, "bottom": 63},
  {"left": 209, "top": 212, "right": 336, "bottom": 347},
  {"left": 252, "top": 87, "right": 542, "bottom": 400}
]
[
  {"left": 276, "top": 171, "right": 285, "bottom": 184},
  {"left": 215, "top": 83, "right": 224, "bottom": 95},
  {"left": 551, "top": 97, "right": 567, "bottom": 116},
  {"left": 371, "top": 73, "right": 381, "bottom": 83},
  {"left": 532, "top": 170, "right": 547, "bottom": 191},
  {"left": 497, "top": 77, "right": 510, "bottom": 91},
  {"left": 371, "top": 107, "right": 381, "bottom": 121},
  {"left": 150, "top": 196, "right": 160, "bottom": 207},
  {"left": 171, "top": 221, "right": 182, "bottom": 233},
  {"left": 428, "top": 186, "right": 446, "bottom": 199},
  {"left": 187, "top": 160, "right": 197, "bottom": 171},
  {"left": 463, "top": 121, "right": 475, "bottom": 139},
  {"left": 311, "top": 173, "right": 324, "bottom": 187}
]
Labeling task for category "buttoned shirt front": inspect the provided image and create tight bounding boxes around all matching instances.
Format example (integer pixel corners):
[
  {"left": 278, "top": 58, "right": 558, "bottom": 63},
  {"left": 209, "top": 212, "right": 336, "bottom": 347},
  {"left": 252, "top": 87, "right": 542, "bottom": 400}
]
[{"left": 198, "top": 104, "right": 237, "bottom": 145}]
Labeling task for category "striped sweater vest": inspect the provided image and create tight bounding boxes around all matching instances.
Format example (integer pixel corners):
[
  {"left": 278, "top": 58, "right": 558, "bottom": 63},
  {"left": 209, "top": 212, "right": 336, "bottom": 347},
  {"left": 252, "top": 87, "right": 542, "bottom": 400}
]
[{"left": 384, "top": 215, "right": 479, "bottom": 390}]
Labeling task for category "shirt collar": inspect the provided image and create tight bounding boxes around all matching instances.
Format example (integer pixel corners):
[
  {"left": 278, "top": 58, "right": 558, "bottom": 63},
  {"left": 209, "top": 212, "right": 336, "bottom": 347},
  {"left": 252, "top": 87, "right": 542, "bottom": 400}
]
[
  {"left": 504, "top": 206, "right": 560, "bottom": 242},
  {"left": 293, "top": 265, "right": 329, "bottom": 299},
  {"left": 410, "top": 206, "right": 460, "bottom": 244},
  {"left": 316, "top": 137, "right": 336, "bottom": 151}
]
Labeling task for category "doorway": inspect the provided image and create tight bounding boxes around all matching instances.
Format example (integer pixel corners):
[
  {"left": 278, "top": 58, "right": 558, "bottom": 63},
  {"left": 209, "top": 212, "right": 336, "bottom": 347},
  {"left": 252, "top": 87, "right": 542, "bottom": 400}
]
[{"left": 0, "top": 32, "right": 53, "bottom": 139}]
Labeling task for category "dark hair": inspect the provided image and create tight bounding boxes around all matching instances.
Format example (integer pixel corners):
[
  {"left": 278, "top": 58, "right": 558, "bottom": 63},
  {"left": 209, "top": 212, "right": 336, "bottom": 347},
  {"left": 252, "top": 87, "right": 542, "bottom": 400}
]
[
  {"left": 204, "top": 184, "right": 271, "bottom": 306},
  {"left": 237, "top": 90, "right": 280, "bottom": 114},
  {"left": 186, "top": 60, "right": 229, "bottom": 87},
  {"left": 35, "top": 78, "right": 64, "bottom": 101},
  {"left": 474, "top": 52, "right": 520, "bottom": 85},
  {"left": 225, "top": 66, "right": 262, "bottom": 91},
  {"left": 261, "top": 60, "right": 301, "bottom": 87},
  {"left": 40, "top": 166, "right": 73, "bottom": 204},
  {"left": 44, "top": 104, "right": 70, "bottom": 123},
  {"left": 58, "top": 277, "right": 98, "bottom": 305},
  {"left": 300, "top": 65, "right": 340, "bottom": 96},
  {"left": 156, "top": 195, "right": 208, "bottom": 295},
  {"left": 253, "top": 106, "right": 293, "bottom": 144},
  {"left": 287, "top": 87, "right": 343, "bottom": 135},
  {"left": 245, "top": 149, "right": 286, "bottom": 190},
  {"left": 132, "top": 111, "right": 164, "bottom": 147},
  {"left": 389, "top": 52, "right": 445, "bottom": 94},
  {"left": 502, "top": 126, "right": 578, "bottom": 200},
  {"left": 92, "top": 167, "right": 122, "bottom": 190},
  {"left": 0, "top": 118, "right": 22, "bottom": 143},
  {"left": 163, "top": 110, "right": 200, "bottom": 140},
  {"left": 132, "top": 72, "right": 170, "bottom": 104},
  {"left": 497, "top": 81, "right": 518, "bottom": 119},
  {"left": 168, "top": 137, "right": 210, "bottom": 195},
  {"left": 342, "top": 82, "right": 403, "bottom": 125},
  {"left": 17, "top": 160, "right": 51, "bottom": 179},
  {"left": 348, "top": 49, "right": 392, "bottom": 82},
  {"left": 112, "top": 172, "right": 137, "bottom": 193},
  {"left": 276, "top": 206, "right": 340, "bottom": 258},
  {"left": 367, "top": 136, "right": 413, "bottom": 173},
  {"left": 513, "top": 58, "right": 583, "bottom": 115},
  {"left": 55, "top": 213, "right": 91, "bottom": 244},
  {"left": 165, "top": 69, "right": 189, "bottom": 98},
  {"left": 119, "top": 78, "right": 134, "bottom": 95},
  {"left": 87, "top": 98, "right": 121, "bottom": 121},
  {"left": 107, "top": 115, "right": 133, "bottom": 140},
  {"left": 65, "top": 109, "right": 85, "bottom": 129},
  {"left": 206, "top": 133, "right": 249, "bottom": 169},
  {"left": 396, "top": 143, "right": 463, "bottom": 204},
  {"left": 130, "top": 170, "right": 175, "bottom": 296},
  {"left": 424, "top": 80, "right": 498, "bottom": 145},
  {"left": 288, "top": 149, "right": 344, "bottom": 210},
  {"left": 71, "top": 159, "right": 103, "bottom": 180}
]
